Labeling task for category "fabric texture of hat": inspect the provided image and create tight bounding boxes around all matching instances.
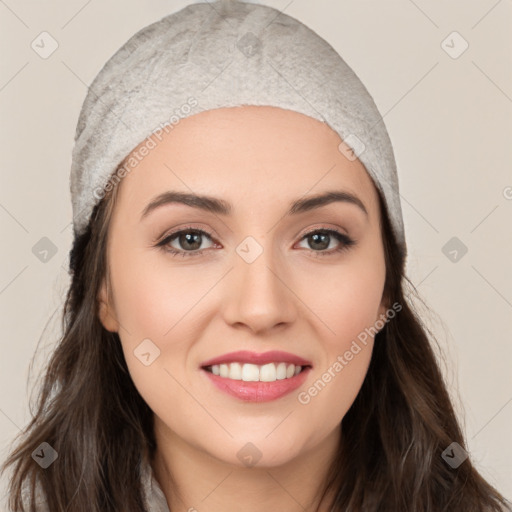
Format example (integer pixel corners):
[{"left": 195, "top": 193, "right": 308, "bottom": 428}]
[{"left": 69, "top": 0, "right": 407, "bottom": 260}]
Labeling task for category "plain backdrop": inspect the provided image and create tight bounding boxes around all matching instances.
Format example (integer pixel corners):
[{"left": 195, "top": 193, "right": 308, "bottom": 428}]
[{"left": 1, "top": 0, "right": 511, "bottom": 506}]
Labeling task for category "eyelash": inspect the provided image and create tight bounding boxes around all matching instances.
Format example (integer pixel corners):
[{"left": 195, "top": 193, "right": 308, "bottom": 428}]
[{"left": 155, "top": 225, "right": 356, "bottom": 259}]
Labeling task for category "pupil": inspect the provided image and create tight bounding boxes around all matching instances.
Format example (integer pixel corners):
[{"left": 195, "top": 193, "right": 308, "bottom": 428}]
[
  {"left": 310, "top": 233, "right": 329, "bottom": 250},
  {"left": 181, "top": 232, "right": 201, "bottom": 250}
]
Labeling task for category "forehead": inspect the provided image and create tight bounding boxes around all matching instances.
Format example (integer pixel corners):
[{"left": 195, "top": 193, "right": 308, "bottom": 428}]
[{"left": 116, "top": 106, "right": 380, "bottom": 218}]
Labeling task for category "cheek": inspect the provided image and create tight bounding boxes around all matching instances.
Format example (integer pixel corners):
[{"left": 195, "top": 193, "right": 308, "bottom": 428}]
[
  {"left": 107, "top": 244, "right": 223, "bottom": 401},
  {"left": 301, "top": 253, "right": 385, "bottom": 348},
  {"left": 298, "top": 341, "right": 373, "bottom": 444},
  {"left": 109, "top": 244, "right": 204, "bottom": 340},
  {"left": 109, "top": 259, "right": 197, "bottom": 423},
  {"left": 294, "top": 255, "right": 384, "bottom": 423},
  {"left": 106, "top": 247, "right": 185, "bottom": 374}
]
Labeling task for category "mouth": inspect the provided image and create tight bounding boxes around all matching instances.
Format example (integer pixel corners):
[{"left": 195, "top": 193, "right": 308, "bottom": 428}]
[
  {"left": 200, "top": 356, "right": 313, "bottom": 402},
  {"left": 199, "top": 350, "right": 313, "bottom": 402},
  {"left": 201, "top": 361, "right": 312, "bottom": 383}
]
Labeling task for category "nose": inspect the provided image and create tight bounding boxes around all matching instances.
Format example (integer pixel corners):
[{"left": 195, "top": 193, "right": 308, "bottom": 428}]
[{"left": 222, "top": 244, "right": 298, "bottom": 335}]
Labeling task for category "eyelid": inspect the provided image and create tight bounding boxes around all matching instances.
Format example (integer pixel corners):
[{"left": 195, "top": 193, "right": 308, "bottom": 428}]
[
  {"left": 155, "top": 224, "right": 216, "bottom": 244},
  {"left": 299, "top": 225, "right": 348, "bottom": 238}
]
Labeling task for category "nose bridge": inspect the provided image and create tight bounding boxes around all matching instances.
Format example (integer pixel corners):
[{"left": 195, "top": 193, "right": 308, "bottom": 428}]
[{"left": 222, "top": 234, "right": 296, "bottom": 332}]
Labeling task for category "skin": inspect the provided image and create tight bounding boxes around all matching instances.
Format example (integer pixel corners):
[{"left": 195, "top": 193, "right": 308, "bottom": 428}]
[{"left": 98, "top": 106, "right": 388, "bottom": 512}]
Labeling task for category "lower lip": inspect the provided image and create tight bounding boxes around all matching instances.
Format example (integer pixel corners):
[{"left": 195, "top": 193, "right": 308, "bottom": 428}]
[{"left": 201, "top": 367, "right": 312, "bottom": 402}]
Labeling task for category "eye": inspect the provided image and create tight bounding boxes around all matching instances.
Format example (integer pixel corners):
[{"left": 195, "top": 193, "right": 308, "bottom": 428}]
[
  {"left": 296, "top": 228, "right": 356, "bottom": 257},
  {"left": 156, "top": 226, "right": 216, "bottom": 258},
  {"left": 155, "top": 226, "right": 356, "bottom": 258}
]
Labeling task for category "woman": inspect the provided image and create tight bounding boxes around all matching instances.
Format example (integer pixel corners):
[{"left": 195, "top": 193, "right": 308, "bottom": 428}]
[{"left": 2, "top": 1, "right": 510, "bottom": 511}]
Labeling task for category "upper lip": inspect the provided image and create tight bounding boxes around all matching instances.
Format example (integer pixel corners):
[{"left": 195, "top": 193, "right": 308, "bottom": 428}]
[{"left": 200, "top": 350, "right": 312, "bottom": 368}]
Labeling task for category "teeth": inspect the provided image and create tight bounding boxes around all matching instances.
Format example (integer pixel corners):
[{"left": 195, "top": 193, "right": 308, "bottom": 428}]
[
  {"left": 209, "top": 362, "right": 304, "bottom": 382},
  {"left": 260, "top": 363, "right": 276, "bottom": 381},
  {"left": 276, "top": 362, "right": 287, "bottom": 380},
  {"left": 242, "top": 363, "right": 259, "bottom": 382}
]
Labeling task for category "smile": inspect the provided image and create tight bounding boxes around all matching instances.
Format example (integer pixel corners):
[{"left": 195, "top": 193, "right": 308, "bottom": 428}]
[
  {"left": 204, "top": 362, "right": 305, "bottom": 382},
  {"left": 201, "top": 364, "right": 312, "bottom": 402}
]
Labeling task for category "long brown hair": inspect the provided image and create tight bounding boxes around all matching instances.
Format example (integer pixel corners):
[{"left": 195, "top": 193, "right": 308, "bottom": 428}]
[{"left": 2, "top": 172, "right": 510, "bottom": 511}]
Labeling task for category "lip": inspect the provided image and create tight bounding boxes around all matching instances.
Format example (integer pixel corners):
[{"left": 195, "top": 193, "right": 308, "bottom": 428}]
[
  {"left": 201, "top": 366, "right": 312, "bottom": 402},
  {"left": 200, "top": 350, "right": 313, "bottom": 368}
]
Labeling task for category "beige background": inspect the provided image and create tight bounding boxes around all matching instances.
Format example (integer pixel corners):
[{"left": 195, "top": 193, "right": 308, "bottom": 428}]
[{"left": 1, "top": 0, "right": 511, "bottom": 505}]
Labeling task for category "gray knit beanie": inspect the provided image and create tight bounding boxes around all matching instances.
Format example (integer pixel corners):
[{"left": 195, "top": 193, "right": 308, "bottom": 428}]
[{"left": 70, "top": 0, "right": 407, "bottom": 260}]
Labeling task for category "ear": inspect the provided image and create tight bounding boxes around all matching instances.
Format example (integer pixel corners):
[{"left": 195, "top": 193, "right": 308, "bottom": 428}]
[
  {"left": 97, "top": 278, "right": 119, "bottom": 333},
  {"left": 375, "top": 296, "right": 390, "bottom": 332},
  {"left": 377, "top": 299, "right": 388, "bottom": 319}
]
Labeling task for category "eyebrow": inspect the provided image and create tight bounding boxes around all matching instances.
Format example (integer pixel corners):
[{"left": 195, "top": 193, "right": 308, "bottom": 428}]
[{"left": 140, "top": 190, "right": 369, "bottom": 220}]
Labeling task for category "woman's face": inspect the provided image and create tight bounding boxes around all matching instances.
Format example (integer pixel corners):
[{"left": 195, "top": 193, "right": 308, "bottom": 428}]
[{"left": 98, "top": 105, "right": 387, "bottom": 468}]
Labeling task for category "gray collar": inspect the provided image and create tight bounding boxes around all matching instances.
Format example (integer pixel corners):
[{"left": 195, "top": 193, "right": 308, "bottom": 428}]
[{"left": 141, "top": 452, "right": 171, "bottom": 512}]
